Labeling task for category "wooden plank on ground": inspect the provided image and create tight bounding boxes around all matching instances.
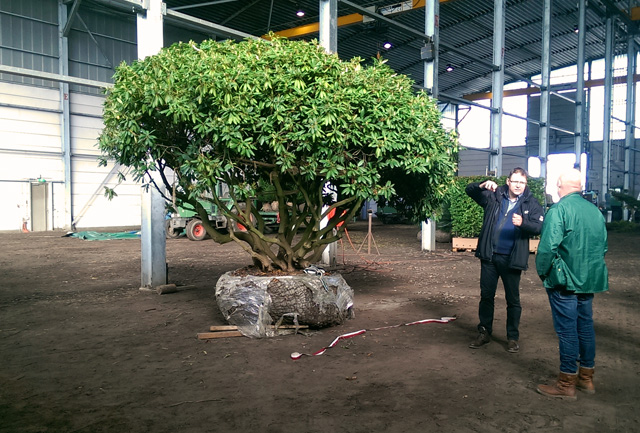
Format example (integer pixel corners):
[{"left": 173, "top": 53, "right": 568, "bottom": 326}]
[
  {"left": 209, "top": 324, "right": 308, "bottom": 331},
  {"left": 197, "top": 331, "right": 243, "bottom": 339}
]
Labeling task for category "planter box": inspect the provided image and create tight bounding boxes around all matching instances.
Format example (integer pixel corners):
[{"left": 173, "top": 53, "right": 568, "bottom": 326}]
[
  {"left": 452, "top": 237, "right": 540, "bottom": 253},
  {"left": 529, "top": 239, "right": 540, "bottom": 253},
  {"left": 452, "top": 237, "right": 478, "bottom": 251}
]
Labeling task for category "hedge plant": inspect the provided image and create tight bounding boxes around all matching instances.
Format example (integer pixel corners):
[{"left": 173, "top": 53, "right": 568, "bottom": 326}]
[{"left": 443, "top": 175, "right": 545, "bottom": 238}]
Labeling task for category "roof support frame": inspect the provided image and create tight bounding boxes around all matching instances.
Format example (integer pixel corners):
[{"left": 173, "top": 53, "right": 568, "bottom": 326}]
[
  {"left": 339, "top": 0, "right": 499, "bottom": 73},
  {"left": 63, "top": 0, "right": 83, "bottom": 37}
]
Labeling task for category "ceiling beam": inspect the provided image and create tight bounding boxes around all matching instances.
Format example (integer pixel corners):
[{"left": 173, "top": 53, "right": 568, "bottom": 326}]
[
  {"left": 0, "top": 64, "right": 113, "bottom": 88},
  {"left": 165, "top": 9, "right": 259, "bottom": 40},
  {"left": 463, "top": 73, "right": 640, "bottom": 101},
  {"left": 268, "top": 0, "right": 454, "bottom": 39}
]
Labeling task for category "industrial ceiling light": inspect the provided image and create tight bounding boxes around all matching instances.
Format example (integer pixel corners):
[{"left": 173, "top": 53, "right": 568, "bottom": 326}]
[
  {"left": 296, "top": 8, "right": 305, "bottom": 17},
  {"left": 574, "top": 25, "right": 579, "bottom": 33},
  {"left": 446, "top": 64, "right": 454, "bottom": 72},
  {"left": 383, "top": 41, "right": 392, "bottom": 49}
]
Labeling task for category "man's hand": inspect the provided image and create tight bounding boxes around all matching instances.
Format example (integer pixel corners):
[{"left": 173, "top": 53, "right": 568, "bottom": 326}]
[
  {"left": 512, "top": 213, "right": 523, "bottom": 227},
  {"left": 479, "top": 180, "right": 498, "bottom": 192}
]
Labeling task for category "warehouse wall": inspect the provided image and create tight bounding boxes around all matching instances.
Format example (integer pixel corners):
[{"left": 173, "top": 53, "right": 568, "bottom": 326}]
[
  {"left": 0, "top": 81, "right": 142, "bottom": 231},
  {"left": 0, "top": 0, "right": 218, "bottom": 232},
  {"left": 458, "top": 147, "right": 529, "bottom": 177}
]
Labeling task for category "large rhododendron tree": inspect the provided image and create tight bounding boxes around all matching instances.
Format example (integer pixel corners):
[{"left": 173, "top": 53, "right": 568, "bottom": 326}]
[{"left": 99, "top": 37, "right": 457, "bottom": 272}]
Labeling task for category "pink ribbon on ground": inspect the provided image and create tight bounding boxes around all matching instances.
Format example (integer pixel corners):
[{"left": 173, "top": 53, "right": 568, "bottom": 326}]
[{"left": 290, "top": 316, "right": 457, "bottom": 360}]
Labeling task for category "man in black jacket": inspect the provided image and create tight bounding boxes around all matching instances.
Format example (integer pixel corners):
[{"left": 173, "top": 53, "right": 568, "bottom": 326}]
[{"left": 465, "top": 167, "right": 544, "bottom": 353}]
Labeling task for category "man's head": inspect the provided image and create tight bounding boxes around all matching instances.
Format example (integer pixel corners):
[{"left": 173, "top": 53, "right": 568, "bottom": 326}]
[
  {"left": 557, "top": 169, "right": 582, "bottom": 198},
  {"left": 506, "top": 167, "right": 528, "bottom": 199}
]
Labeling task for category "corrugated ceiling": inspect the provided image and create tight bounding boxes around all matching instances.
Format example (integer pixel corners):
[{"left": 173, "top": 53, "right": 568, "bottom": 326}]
[{"left": 157, "top": 0, "right": 637, "bottom": 100}]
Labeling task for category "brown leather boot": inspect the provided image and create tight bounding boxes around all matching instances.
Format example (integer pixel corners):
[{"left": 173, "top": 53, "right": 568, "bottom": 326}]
[
  {"left": 576, "top": 367, "right": 595, "bottom": 394},
  {"left": 537, "top": 372, "right": 578, "bottom": 400}
]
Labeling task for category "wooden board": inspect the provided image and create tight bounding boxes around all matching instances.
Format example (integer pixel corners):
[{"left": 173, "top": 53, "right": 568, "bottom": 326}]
[
  {"left": 208, "top": 324, "right": 308, "bottom": 331},
  {"left": 197, "top": 331, "right": 243, "bottom": 339}
]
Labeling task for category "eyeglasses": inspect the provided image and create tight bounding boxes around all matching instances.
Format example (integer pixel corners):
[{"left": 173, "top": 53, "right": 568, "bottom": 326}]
[{"left": 509, "top": 180, "right": 527, "bottom": 186}]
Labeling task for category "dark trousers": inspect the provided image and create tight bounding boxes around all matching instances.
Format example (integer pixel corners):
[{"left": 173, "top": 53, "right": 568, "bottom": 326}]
[{"left": 478, "top": 254, "right": 522, "bottom": 341}]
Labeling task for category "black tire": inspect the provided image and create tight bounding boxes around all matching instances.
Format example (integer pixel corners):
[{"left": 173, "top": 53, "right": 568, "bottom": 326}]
[
  {"left": 186, "top": 219, "right": 207, "bottom": 241},
  {"left": 165, "top": 219, "right": 182, "bottom": 239}
]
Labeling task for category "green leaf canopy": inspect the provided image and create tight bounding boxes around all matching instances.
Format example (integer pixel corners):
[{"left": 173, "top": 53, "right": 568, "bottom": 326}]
[{"left": 99, "top": 37, "right": 458, "bottom": 271}]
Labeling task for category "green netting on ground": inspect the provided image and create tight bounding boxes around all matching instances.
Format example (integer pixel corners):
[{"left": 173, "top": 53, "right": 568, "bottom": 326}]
[{"left": 65, "top": 231, "right": 141, "bottom": 241}]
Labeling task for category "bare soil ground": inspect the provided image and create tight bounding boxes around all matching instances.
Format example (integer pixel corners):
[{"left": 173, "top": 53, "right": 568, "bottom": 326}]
[{"left": 1, "top": 221, "right": 639, "bottom": 433}]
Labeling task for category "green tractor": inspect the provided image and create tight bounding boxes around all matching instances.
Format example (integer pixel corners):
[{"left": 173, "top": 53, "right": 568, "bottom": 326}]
[{"left": 165, "top": 198, "right": 279, "bottom": 241}]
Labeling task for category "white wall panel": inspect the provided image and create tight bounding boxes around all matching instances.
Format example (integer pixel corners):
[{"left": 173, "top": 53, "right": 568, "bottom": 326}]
[
  {"left": 0, "top": 82, "right": 60, "bottom": 110},
  {"left": 51, "top": 181, "right": 66, "bottom": 230},
  {"left": 0, "top": 153, "right": 63, "bottom": 182},
  {"left": 71, "top": 159, "right": 141, "bottom": 228},
  {"left": 70, "top": 93, "right": 105, "bottom": 117},
  {"left": 70, "top": 93, "right": 104, "bottom": 155},
  {"left": 0, "top": 181, "right": 30, "bottom": 231},
  {"left": 458, "top": 148, "right": 489, "bottom": 176},
  {"left": 70, "top": 115, "right": 103, "bottom": 155}
]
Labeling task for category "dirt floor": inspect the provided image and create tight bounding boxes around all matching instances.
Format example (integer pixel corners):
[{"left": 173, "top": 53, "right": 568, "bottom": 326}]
[{"left": 1, "top": 220, "right": 639, "bottom": 433}]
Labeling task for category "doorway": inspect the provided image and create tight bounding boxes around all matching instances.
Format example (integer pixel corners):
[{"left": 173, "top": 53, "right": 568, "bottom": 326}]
[{"left": 31, "top": 182, "right": 48, "bottom": 231}]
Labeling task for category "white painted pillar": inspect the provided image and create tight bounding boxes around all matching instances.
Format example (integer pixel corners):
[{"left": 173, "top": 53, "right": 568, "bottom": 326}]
[
  {"left": 319, "top": 0, "right": 338, "bottom": 266},
  {"left": 421, "top": 219, "right": 436, "bottom": 252},
  {"left": 138, "top": 0, "right": 166, "bottom": 289}
]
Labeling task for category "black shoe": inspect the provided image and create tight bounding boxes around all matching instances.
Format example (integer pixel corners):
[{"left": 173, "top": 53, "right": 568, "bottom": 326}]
[
  {"left": 507, "top": 340, "right": 520, "bottom": 353},
  {"left": 469, "top": 327, "right": 491, "bottom": 349}
]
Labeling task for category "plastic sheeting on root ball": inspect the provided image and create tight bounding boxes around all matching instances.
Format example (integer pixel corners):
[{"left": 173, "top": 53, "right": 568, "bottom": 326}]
[{"left": 215, "top": 271, "right": 354, "bottom": 338}]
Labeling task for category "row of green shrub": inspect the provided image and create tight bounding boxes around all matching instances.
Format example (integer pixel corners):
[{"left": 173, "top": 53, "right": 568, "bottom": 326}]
[{"left": 439, "top": 176, "right": 546, "bottom": 238}]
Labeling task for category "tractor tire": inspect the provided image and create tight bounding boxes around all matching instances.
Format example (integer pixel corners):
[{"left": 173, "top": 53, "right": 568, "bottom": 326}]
[
  {"left": 165, "top": 220, "right": 182, "bottom": 239},
  {"left": 229, "top": 208, "right": 256, "bottom": 233},
  {"left": 186, "top": 219, "right": 207, "bottom": 241}
]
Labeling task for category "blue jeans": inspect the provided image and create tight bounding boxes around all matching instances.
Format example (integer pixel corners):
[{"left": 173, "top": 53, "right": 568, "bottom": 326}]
[
  {"left": 546, "top": 289, "right": 595, "bottom": 373},
  {"left": 479, "top": 254, "right": 522, "bottom": 341}
]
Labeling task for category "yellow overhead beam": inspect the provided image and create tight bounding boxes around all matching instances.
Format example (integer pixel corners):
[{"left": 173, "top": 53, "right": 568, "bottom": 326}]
[
  {"left": 463, "top": 74, "right": 640, "bottom": 101},
  {"left": 269, "top": 13, "right": 363, "bottom": 39},
  {"left": 264, "top": 0, "right": 454, "bottom": 40}
]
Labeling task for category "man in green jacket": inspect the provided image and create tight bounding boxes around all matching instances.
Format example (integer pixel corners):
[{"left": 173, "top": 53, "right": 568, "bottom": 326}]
[{"left": 535, "top": 169, "right": 609, "bottom": 400}]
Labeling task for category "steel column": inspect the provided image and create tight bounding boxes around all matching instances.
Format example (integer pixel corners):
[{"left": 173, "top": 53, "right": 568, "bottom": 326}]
[
  {"left": 138, "top": 0, "right": 167, "bottom": 289},
  {"left": 423, "top": 0, "right": 438, "bottom": 98},
  {"left": 59, "top": 1, "right": 73, "bottom": 230},
  {"left": 575, "top": 0, "right": 586, "bottom": 167},
  {"left": 539, "top": 0, "right": 552, "bottom": 181},
  {"left": 602, "top": 15, "right": 614, "bottom": 203},
  {"left": 319, "top": 0, "right": 338, "bottom": 54},
  {"left": 489, "top": 0, "right": 505, "bottom": 177},
  {"left": 624, "top": 35, "right": 636, "bottom": 218}
]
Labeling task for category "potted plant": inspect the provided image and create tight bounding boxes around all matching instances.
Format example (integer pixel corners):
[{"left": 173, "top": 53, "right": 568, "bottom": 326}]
[{"left": 98, "top": 37, "right": 458, "bottom": 334}]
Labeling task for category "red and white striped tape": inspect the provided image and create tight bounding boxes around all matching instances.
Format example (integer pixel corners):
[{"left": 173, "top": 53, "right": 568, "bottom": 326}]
[{"left": 290, "top": 316, "right": 457, "bottom": 360}]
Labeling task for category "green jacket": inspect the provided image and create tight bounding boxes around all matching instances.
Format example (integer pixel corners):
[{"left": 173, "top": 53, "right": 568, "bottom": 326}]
[{"left": 535, "top": 192, "right": 609, "bottom": 293}]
